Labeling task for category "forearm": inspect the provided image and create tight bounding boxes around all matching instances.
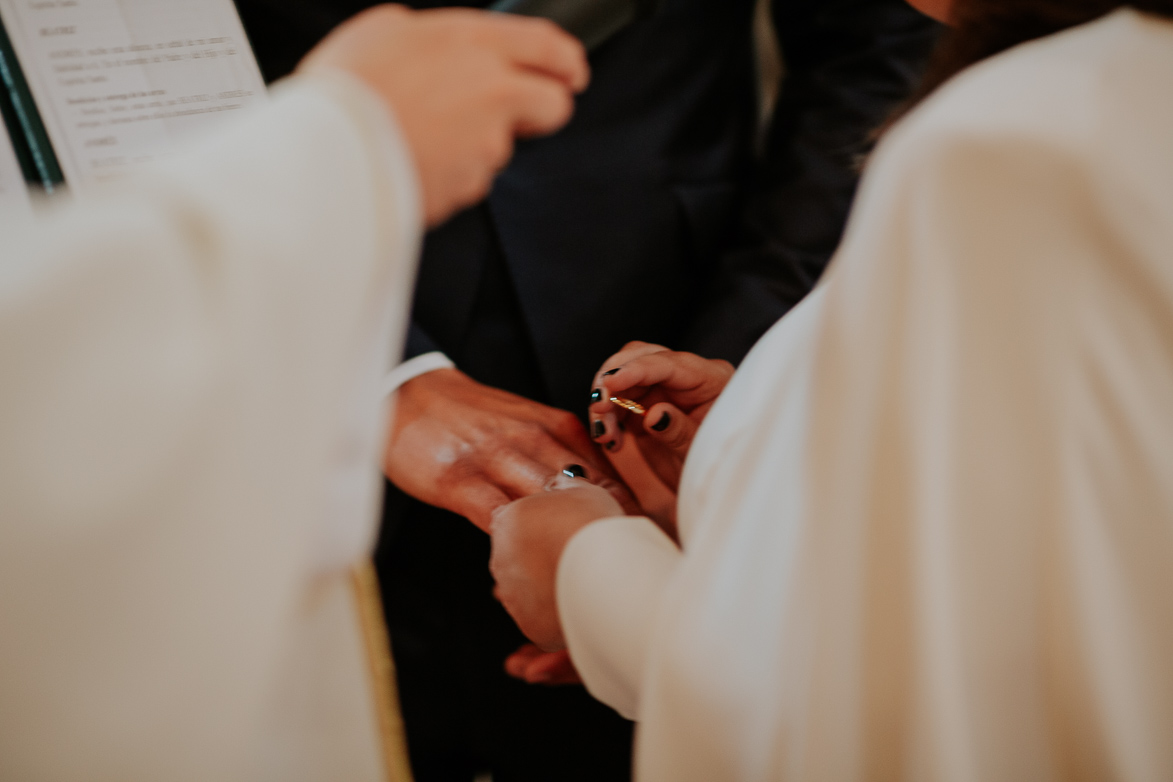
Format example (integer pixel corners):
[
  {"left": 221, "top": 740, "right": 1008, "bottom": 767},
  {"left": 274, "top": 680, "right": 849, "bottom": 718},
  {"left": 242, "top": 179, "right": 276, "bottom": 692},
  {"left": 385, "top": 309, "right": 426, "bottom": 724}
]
[{"left": 557, "top": 516, "right": 683, "bottom": 720}]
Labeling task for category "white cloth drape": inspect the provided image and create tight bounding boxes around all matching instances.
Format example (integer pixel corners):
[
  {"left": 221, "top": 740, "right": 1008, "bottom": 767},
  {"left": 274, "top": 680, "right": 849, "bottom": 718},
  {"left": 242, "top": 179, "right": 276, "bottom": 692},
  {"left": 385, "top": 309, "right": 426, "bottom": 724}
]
[
  {"left": 558, "top": 10, "right": 1173, "bottom": 781},
  {"left": 0, "top": 72, "right": 420, "bottom": 781}
]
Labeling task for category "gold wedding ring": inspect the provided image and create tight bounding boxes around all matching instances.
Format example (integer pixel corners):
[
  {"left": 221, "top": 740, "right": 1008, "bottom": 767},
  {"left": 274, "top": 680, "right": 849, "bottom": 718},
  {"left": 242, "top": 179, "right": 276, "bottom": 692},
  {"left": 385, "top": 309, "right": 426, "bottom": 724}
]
[{"left": 609, "top": 396, "right": 647, "bottom": 416}]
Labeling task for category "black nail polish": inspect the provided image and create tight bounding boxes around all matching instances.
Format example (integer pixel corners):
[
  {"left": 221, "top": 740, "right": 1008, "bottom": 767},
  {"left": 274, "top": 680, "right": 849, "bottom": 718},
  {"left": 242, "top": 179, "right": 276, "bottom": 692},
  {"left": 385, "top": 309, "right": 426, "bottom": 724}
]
[
  {"left": 605, "top": 440, "right": 617, "bottom": 451},
  {"left": 590, "top": 388, "right": 604, "bottom": 404},
  {"left": 562, "top": 464, "right": 587, "bottom": 479},
  {"left": 602, "top": 368, "right": 621, "bottom": 377},
  {"left": 652, "top": 412, "right": 671, "bottom": 432},
  {"left": 592, "top": 420, "right": 606, "bottom": 439}
]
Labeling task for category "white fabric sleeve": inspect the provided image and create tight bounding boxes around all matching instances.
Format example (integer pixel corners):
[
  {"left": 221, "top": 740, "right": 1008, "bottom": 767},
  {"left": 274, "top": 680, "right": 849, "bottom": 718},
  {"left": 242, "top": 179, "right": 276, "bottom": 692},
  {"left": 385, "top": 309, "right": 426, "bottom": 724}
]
[
  {"left": 381, "top": 351, "right": 456, "bottom": 398},
  {"left": 557, "top": 516, "right": 682, "bottom": 720},
  {"left": 292, "top": 71, "right": 425, "bottom": 573},
  {"left": 0, "top": 73, "right": 419, "bottom": 779}
]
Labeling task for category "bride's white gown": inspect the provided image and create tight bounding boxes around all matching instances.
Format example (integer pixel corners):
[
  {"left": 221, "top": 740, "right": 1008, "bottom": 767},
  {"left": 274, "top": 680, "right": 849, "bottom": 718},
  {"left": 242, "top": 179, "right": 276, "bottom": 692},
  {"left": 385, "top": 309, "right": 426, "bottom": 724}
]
[{"left": 558, "top": 10, "right": 1173, "bottom": 780}]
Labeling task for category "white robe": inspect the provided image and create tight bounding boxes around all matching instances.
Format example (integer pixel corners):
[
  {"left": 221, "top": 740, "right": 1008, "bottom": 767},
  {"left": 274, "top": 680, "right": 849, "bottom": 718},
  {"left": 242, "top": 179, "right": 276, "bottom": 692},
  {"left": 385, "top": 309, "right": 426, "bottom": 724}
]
[
  {"left": 0, "top": 72, "right": 419, "bottom": 781},
  {"left": 557, "top": 10, "right": 1173, "bottom": 781}
]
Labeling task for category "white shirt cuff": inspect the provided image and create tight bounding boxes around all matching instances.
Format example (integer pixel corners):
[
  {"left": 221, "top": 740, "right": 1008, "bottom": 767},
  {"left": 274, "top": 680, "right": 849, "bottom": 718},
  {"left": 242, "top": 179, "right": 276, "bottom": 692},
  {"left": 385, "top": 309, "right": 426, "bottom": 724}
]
[
  {"left": 381, "top": 351, "right": 455, "bottom": 398},
  {"left": 557, "top": 516, "right": 682, "bottom": 720}
]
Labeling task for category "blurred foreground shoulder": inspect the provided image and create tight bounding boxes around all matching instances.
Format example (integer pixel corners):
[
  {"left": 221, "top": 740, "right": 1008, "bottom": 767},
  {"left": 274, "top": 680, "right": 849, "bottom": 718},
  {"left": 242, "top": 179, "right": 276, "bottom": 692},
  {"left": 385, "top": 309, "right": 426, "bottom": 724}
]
[{"left": 879, "top": 8, "right": 1173, "bottom": 172}]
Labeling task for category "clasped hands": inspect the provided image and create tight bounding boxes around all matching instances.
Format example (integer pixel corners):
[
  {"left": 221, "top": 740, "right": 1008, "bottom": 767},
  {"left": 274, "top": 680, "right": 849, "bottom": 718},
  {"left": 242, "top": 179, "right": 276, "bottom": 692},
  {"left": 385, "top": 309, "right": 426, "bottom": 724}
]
[
  {"left": 307, "top": 6, "right": 734, "bottom": 685},
  {"left": 383, "top": 342, "right": 732, "bottom": 684}
]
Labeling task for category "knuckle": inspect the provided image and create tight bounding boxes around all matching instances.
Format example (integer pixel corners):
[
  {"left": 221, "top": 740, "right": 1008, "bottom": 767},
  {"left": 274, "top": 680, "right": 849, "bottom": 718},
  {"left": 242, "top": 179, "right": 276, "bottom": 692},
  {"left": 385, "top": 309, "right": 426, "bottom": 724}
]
[
  {"left": 535, "top": 35, "right": 568, "bottom": 70},
  {"left": 503, "top": 419, "right": 543, "bottom": 446},
  {"left": 548, "top": 88, "right": 574, "bottom": 124},
  {"left": 436, "top": 444, "right": 480, "bottom": 481},
  {"left": 530, "top": 16, "right": 563, "bottom": 36},
  {"left": 513, "top": 14, "right": 564, "bottom": 46},
  {"left": 550, "top": 411, "right": 582, "bottom": 438},
  {"left": 461, "top": 167, "right": 491, "bottom": 203},
  {"left": 433, "top": 470, "right": 463, "bottom": 497},
  {"left": 518, "top": 420, "right": 546, "bottom": 442},
  {"left": 484, "top": 130, "right": 512, "bottom": 166},
  {"left": 454, "top": 16, "right": 485, "bottom": 41},
  {"left": 552, "top": 409, "right": 579, "bottom": 428},
  {"left": 487, "top": 69, "right": 517, "bottom": 101}
]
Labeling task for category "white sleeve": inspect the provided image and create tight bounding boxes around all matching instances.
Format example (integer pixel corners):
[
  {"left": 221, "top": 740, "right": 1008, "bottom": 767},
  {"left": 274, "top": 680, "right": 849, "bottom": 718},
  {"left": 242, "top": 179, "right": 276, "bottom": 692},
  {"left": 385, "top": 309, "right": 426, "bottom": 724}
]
[
  {"left": 301, "top": 71, "right": 425, "bottom": 573},
  {"left": 557, "top": 516, "right": 682, "bottom": 720},
  {"left": 626, "top": 72, "right": 1173, "bottom": 779},
  {"left": 0, "top": 72, "right": 419, "bottom": 779},
  {"left": 381, "top": 351, "right": 456, "bottom": 397}
]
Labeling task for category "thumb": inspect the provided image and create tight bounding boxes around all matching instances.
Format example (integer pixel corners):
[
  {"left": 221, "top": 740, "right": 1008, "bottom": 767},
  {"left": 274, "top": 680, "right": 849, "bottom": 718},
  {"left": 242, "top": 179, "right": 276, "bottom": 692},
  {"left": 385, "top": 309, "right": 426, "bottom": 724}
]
[{"left": 643, "top": 403, "right": 698, "bottom": 458}]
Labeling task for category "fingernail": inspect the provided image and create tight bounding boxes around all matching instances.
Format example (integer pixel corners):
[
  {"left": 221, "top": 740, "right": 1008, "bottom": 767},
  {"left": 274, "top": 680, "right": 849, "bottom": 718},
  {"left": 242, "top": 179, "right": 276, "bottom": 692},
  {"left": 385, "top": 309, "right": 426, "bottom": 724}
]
[
  {"left": 590, "top": 388, "right": 604, "bottom": 404},
  {"left": 618, "top": 420, "right": 626, "bottom": 432},
  {"left": 602, "top": 368, "right": 621, "bottom": 377},
  {"left": 605, "top": 440, "right": 617, "bottom": 451},
  {"left": 593, "top": 420, "right": 607, "bottom": 439},
  {"left": 652, "top": 412, "right": 671, "bottom": 432},
  {"left": 562, "top": 464, "right": 586, "bottom": 479}
]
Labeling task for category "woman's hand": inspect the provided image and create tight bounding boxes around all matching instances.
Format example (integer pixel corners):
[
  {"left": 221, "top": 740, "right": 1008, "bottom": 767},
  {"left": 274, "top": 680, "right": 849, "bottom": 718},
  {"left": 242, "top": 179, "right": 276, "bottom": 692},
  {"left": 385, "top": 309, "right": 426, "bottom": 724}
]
[
  {"left": 504, "top": 644, "right": 583, "bottom": 686},
  {"left": 489, "top": 478, "right": 623, "bottom": 651},
  {"left": 587, "top": 342, "right": 734, "bottom": 506}
]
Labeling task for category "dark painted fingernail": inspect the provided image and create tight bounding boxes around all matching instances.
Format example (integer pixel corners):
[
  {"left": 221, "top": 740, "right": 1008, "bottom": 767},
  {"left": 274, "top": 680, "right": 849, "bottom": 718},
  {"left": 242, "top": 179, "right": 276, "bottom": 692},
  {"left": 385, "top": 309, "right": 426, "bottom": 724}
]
[
  {"left": 605, "top": 440, "right": 617, "bottom": 451},
  {"left": 562, "top": 464, "right": 587, "bottom": 479},
  {"left": 652, "top": 412, "right": 671, "bottom": 432},
  {"left": 618, "top": 420, "right": 626, "bottom": 432},
  {"left": 592, "top": 420, "right": 606, "bottom": 438},
  {"left": 602, "top": 368, "right": 621, "bottom": 377},
  {"left": 590, "top": 388, "right": 604, "bottom": 404}
]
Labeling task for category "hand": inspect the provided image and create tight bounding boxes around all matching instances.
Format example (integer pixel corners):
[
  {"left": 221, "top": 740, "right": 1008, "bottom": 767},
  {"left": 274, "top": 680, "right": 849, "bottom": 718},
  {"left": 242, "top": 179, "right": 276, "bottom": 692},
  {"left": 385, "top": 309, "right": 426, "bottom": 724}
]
[
  {"left": 383, "top": 368, "right": 633, "bottom": 531},
  {"left": 299, "top": 5, "right": 589, "bottom": 226},
  {"left": 489, "top": 478, "right": 623, "bottom": 650},
  {"left": 588, "top": 341, "right": 733, "bottom": 495},
  {"left": 504, "top": 644, "right": 583, "bottom": 686}
]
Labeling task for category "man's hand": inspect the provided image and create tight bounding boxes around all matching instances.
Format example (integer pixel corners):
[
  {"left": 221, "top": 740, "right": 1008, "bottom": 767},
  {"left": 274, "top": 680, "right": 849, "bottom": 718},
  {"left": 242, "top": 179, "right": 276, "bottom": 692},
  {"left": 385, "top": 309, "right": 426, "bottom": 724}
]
[
  {"left": 489, "top": 480, "right": 623, "bottom": 650},
  {"left": 383, "top": 368, "right": 630, "bottom": 531},
  {"left": 300, "top": 5, "right": 589, "bottom": 226}
]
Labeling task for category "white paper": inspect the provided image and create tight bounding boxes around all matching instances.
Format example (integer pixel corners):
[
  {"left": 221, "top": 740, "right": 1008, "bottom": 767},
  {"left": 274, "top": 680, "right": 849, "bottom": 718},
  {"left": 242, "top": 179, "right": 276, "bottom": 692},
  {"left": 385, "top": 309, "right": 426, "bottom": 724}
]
[
  {"left": 0, "top": 0, "right": 267, "bottom": 194},
  {"left": 0, "top": 124, "right": 32, "bottom": 219}
]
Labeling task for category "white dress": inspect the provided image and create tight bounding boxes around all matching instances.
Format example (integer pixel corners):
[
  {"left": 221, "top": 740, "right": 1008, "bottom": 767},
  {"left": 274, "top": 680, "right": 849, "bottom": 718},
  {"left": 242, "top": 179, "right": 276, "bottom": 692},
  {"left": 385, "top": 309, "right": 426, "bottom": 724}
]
[
  {"left": 557, "top": 10, "right": 1173, "bottom": 781},
  {"left": 0, "top": 73, "right": 419, "bottom": 781}
]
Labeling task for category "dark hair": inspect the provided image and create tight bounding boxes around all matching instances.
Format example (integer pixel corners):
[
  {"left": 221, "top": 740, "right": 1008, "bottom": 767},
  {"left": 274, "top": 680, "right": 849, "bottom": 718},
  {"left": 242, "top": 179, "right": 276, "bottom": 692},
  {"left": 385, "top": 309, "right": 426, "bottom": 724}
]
[{"left": 886, "top": 1, "right": 1173, "bottom": 128}]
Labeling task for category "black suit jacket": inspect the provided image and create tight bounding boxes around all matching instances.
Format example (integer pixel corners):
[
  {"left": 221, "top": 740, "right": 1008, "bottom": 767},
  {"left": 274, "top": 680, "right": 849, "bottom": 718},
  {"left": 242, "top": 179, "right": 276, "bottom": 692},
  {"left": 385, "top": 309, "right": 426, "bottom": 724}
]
[
  {"left": 236, "top": 0, "right": 939, "bottom": 413},
  {"left": 235, "top": 5, "right": 939, "bottom": 777}
]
